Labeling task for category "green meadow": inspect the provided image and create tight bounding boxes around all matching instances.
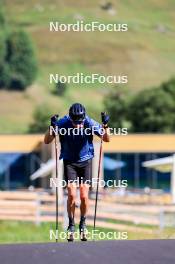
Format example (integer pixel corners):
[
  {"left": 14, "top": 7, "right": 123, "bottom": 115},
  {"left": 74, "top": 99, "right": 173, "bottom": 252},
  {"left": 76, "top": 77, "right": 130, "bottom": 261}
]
[{"left": 1, "top": 0, "right": 175, "bottom": 133}]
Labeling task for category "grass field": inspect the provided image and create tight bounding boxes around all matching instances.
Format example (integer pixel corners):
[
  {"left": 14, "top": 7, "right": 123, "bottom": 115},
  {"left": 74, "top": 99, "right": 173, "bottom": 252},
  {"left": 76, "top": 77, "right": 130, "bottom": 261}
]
[
  {"left": 1, "top": 0, "right": 175, "bottom": 133},
  {"left": 0, "top": 220, "right": 175, "bottom": 244}
]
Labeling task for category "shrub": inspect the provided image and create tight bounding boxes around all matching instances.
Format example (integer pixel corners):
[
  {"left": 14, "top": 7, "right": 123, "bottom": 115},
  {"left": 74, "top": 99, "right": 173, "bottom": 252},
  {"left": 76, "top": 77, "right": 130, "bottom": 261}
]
[
  {"left": 54, "top": 81, "right": 67, "bottom": 96},
  {"left": 29, "top": 104, "right": 53, "bottom": 133}
]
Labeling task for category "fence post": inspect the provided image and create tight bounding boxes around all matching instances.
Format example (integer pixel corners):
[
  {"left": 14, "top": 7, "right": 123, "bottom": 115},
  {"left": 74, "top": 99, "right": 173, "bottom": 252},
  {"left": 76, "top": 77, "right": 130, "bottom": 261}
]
[
  {"left": 35, "top": 192, "right": 41, "bottom": 226},
  {"left": 159, "top": 209, "right": 164, "bottom": 230}
]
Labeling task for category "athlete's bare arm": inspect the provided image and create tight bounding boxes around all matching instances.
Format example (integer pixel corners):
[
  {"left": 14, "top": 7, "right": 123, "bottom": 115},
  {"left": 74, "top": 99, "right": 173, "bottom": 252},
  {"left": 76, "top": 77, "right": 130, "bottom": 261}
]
[
  {"left": 101, "top": 127, "right": 110, "bottom": 142},
  {"left": 44, "top": 129, "right": 55, "bottom": 144}
]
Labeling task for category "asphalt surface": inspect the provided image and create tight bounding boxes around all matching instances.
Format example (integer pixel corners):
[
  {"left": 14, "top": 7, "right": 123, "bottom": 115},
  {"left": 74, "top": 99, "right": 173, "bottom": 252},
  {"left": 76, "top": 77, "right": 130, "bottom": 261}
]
[{"left": 0, "top": 240, "right": 175, "bottom": 264}]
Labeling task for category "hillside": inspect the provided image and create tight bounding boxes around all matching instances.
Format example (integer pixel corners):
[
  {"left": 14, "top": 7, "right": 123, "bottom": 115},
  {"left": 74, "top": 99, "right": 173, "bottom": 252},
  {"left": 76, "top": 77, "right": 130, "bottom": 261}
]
[{"left": 1, "top": 0, "right": 175, "bottom": 133}]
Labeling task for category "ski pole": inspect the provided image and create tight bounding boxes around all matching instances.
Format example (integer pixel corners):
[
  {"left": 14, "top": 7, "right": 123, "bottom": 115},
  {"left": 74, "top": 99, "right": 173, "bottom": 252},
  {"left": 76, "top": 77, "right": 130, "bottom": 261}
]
[
  {"left": 55, "top": 134, "right": 59, "bottom": 243},
  {"left": 93, "top": 118, "right": 103, "bottom": 238},
  {"left": 52, "top": 115, "right": 59, "bottom": 243}
]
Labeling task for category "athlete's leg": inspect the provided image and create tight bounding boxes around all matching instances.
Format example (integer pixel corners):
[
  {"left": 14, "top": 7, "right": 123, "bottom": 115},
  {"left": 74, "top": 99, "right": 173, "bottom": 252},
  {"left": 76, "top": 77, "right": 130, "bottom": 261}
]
[
  {"left": 66, "top": 183, "right": 76, "bottom": 241},
  {"left": 64, "top": 160, "right": 77, "bottom": 227},
  {"left": 79, "top": 183, "right": 89, "bottom": 216},
  {"left": 79, "top": 183, "right": 89, "bottom": 241},
  {"left": 67, "top": 183, "right": 77, "bottom": 220},
  {"left": 77, "top": 159, "right": 92, "bottom": 241}
]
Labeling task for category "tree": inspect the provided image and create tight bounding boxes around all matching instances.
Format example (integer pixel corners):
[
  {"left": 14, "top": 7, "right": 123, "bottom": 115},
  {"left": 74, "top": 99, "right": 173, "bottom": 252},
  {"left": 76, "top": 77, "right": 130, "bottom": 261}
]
[
  {"left": 0, "top": 32, "right": 6, "bottom": 62},
  {"left": 0, "top": 4, "right": 6, "bottom": 27},
  {"left": 105, "top": 79, "right": 175, "bottom": 133},
  {"left": 128, "top": 85, "right": 175, "bottom": 133},
  {"left": 6, "top": 30, "right": 37, "bottom": 90},
  {"left": 29, "top": 104, "right": 53, "bottom": 133},
  {"left": 162, "top": 78, "right": 175, "bottom": 97},
  {"left": 0, "top": 32, "right": 10, "bottom": 88},
  {"left": 0, "top": 3, "right": 38, "bottom": 90},
  {"left": 0, "top": 64, "right": 10, "bottom": 88},
  {"left": 104, "top": 86, "right": 131, "bottom": 128},
  {"left": 0, "top": 5, "right": 9, "bottom": 88}
]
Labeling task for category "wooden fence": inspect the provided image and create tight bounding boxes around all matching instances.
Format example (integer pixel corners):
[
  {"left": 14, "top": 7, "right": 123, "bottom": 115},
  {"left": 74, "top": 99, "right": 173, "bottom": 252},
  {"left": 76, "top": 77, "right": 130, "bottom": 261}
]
[{"left": 0, "top": 191, "right": 175, "bottom": 233}]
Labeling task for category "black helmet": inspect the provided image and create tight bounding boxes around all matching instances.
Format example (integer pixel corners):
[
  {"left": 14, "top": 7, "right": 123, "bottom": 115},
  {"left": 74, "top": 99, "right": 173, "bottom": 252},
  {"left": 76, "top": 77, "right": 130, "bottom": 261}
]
[{"left": 69, "top": 103, "right": 86, "bottom": 122}]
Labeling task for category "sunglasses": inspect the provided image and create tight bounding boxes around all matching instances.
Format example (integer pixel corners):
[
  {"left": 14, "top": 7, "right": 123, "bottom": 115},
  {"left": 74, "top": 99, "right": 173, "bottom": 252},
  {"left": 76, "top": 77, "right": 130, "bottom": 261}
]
[{"left": 70, "top": 114, "right": 85, "bottom": 122}]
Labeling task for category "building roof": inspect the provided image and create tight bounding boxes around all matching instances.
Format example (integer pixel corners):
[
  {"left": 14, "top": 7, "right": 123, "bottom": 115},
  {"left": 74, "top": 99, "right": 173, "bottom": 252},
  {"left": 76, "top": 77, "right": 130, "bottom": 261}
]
[
  {"left": 0, "top": 135, "right": 44, "bottom": 153},
  {"left": 0, "top": 134, "right": 175, "bottom": 153},
  {"left": 142, "top": 156, "right": 174, "bottom": 173},
  {"left": 102, "top": 134, "right": 175, "bottom": 153}
]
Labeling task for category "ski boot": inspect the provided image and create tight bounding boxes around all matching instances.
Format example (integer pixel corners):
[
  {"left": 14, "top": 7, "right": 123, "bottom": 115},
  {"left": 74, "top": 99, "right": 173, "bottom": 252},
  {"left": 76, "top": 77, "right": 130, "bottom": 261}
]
[
  {"left": 79, "top": 216, "right": 88, "bottom": 241},
  {"left": 67, "top": 218, "right": 75, "bottom": 242}
]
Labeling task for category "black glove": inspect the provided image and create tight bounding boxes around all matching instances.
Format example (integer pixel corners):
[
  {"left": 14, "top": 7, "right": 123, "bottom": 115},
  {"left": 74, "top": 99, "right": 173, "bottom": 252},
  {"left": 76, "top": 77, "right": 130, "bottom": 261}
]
[
  {"left": 101, "top": 112, "right": 110, "bottom": 127},
  {"left": 50, "top": 114, "right": 59, "bottom": 127}
]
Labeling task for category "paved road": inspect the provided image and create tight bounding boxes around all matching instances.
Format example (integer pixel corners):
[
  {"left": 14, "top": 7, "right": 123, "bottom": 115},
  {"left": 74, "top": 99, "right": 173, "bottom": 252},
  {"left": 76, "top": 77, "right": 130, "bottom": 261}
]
[{"left": 0, "top": 240, "right": 175, "bottom": 264}]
